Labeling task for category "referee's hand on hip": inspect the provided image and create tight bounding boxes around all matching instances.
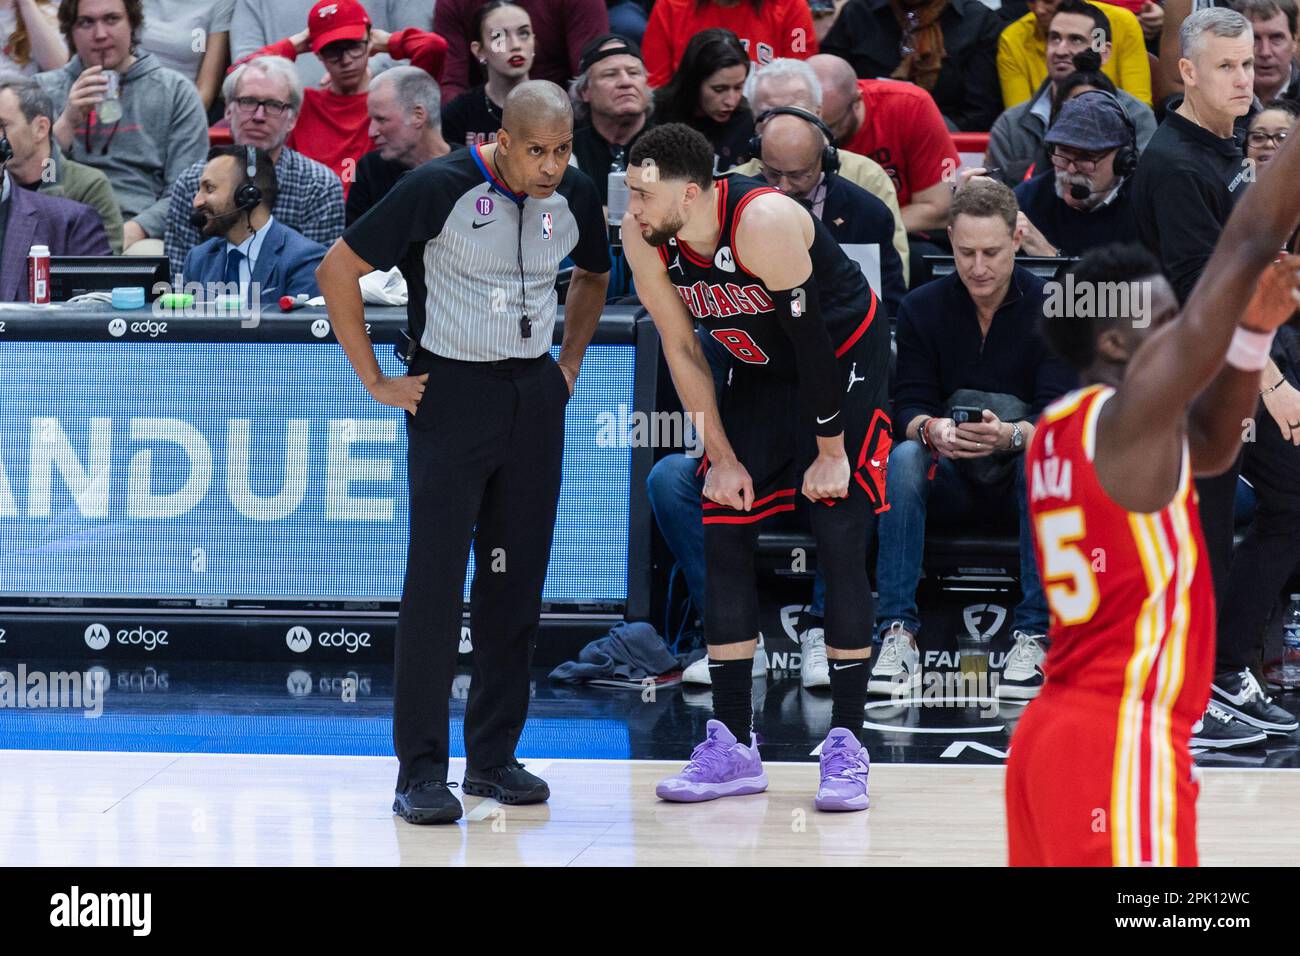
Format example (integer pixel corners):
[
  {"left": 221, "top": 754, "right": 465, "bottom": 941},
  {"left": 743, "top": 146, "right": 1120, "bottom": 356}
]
[{"left": 318, "top": 238, "right": 429, "bottom": 416}]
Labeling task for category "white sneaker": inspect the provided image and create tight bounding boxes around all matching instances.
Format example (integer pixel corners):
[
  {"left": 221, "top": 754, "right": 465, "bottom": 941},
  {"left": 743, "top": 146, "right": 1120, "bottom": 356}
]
[
  {"left": 868, "top": 622, "right": 920, "bottom": 696},
  {"left": 800, "top": 626, "right": 829, "bottom": 688},
  {"left": 681, "top": 634, "right": 768, "bottom": 686},
  {"left": 997, "top": 631, "right": 1047, "bottom": 700}
]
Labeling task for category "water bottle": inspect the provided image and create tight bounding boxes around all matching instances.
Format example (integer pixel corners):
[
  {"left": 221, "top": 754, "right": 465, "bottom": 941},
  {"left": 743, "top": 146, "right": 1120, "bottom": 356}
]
[
  {"left": 28, "top": 244, "right": 50, "bottom": 305},
  {"left": 98, "top": 70, "right": 122, "bottom": 124},
  {"left": 1279, "top": 594, "right": 1300, "bottom": 688},
  {"left": 607, "top": 156, "right": 629, "bottom": 228}
]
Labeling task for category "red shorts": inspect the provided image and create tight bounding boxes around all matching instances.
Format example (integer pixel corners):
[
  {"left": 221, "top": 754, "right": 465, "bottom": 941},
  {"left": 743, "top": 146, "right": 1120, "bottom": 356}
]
[{"left": 1005, "top": 688, "right": 1200, "bottom": 866}]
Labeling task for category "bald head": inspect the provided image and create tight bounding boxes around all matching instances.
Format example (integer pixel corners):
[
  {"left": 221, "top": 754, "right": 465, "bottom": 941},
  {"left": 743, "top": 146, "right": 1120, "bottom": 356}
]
[
  {"left": 502, "top": 79, "right": 573, "bottom": 136},
  {"left": 807, "top": 54, "right": 862, "bottom": 145},
  {"left": 758, "top": 114, "right": 827, "bottom": 200}
]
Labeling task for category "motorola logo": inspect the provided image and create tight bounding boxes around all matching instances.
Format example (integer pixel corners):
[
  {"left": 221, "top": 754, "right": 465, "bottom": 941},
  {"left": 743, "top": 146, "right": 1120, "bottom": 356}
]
[
  {"left": 459, "top": 626, "right": 473, "bottom": 654},
  {"left": 286, "top": 627, "right": 313, "bottom": 653},
  {"left": 286, "top": 670, "right": 313, "bottom": 697},
  {"left": 108, "top": 318, "right": 127, "bottom": 337},
  {"left": 310, "top": 318, "right": 331, "bottom": 338},
  {"left": 84, "top": 623, "right": 111, "bottom": 650}
]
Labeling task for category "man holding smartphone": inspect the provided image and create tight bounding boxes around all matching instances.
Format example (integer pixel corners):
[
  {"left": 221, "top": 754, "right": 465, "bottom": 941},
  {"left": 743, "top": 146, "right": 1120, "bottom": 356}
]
[{"left": 868, "top": 178, "right": 1077, "bottom": 701}]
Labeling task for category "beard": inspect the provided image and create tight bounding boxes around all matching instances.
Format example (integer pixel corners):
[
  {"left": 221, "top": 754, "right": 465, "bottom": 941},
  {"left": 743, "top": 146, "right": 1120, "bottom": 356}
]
[{"left": 641, "top": 209, "right": 686, "bottom": 247}]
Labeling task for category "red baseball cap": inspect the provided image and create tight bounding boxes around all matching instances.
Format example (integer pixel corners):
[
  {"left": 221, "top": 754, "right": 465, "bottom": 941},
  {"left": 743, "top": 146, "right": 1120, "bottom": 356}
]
[{"left": 308, "top": 0, "right": 371, "bottom": 54}]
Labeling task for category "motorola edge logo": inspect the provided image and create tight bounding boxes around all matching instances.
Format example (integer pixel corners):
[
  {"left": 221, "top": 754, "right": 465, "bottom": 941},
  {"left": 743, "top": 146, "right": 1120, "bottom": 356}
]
[{"left": 286, "top": 627, "right": 312, "bottom": 653}]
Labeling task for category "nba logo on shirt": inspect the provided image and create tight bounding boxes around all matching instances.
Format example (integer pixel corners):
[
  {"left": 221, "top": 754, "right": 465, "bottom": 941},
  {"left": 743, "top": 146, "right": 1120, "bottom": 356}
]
[
  {"left": 791, "top": 295, "right": 802, "bottom": 317},
  {"left": 476, "top": 196, "right": 494, "bottom": 216},
  {"left": 541, "top": 212, "right": 553, "bottom": 240}
]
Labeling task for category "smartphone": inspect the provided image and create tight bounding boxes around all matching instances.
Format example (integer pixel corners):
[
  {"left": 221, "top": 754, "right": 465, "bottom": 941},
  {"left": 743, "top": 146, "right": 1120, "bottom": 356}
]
[
  {"left": 808, "top": 0, "right": 836, "bottom": 13},
  {"left": 950, "top": 405, "right": 987, "bottom": 425}
]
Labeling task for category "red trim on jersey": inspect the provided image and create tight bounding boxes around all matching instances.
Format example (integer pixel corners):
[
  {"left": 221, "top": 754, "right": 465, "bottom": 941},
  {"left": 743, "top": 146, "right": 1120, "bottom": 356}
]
[
  {"left": 703, "top": 502, "right": 798, "bottom": 525},
  {"left": 702, "top": 487, "right": 796, "bottom": 510},
  {"left": 729, "top": 184, "right": 781, "bottom": 277},
  {"left": 835, "top": 296, "right": 879, "bottom": 358}
]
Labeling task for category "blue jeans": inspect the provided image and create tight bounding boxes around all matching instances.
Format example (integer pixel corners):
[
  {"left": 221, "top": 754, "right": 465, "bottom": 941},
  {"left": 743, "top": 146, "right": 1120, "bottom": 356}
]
[
  {"left": 874, "top": 440, "right": 1048, "bottom": 640},
  {"left": 646, "top": 330, "right": 836, "bottom": 618}
]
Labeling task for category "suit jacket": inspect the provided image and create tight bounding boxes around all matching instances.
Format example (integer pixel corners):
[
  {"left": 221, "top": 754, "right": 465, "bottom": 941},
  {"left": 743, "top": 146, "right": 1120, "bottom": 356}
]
[
  {"left": 182, "top": 218, "right": 327, "bottom": 304},
  {"left": 1, "top": 178, "right": 112, "bottom": 301}
]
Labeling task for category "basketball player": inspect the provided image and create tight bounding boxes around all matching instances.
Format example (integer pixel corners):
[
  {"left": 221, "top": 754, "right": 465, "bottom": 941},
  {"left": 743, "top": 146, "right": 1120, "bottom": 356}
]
[
  {"left": 1007, "top": 131, "right": 1300, "bottom": 864},
  {"left": 622, "top": 123, "right": 892, "bottom": 811}
]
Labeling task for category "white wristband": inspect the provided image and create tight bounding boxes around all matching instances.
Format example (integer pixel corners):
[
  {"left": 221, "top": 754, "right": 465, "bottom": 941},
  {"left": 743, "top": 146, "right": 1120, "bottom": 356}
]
[{"left": 1226, "top": 326, "right": 1276, "bottom": 372}]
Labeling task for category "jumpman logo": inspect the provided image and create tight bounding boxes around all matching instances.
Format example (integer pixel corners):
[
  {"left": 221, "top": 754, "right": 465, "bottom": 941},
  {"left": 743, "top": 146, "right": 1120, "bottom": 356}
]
[
  {"left": 669, "top": 254, "right": 683, "bottom": 274},
  {"left": 846, "top": 362, "right": 866, "bottom": 392}
]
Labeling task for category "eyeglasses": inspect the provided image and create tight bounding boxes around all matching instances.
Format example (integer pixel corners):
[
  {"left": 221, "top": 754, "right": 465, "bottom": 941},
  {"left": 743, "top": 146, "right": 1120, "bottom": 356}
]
[
  {"left": 1248, "top": 129, "right": 1289, "bottom": 148},
  {"left": 1049, "top": 145, "right": 1110, "bottom": 172},
  {"left": 232, "top": 96, "right": 291, "bottom": 117},
  {"left": 319, "top": 40, "right": 368, "bottom": 64}
]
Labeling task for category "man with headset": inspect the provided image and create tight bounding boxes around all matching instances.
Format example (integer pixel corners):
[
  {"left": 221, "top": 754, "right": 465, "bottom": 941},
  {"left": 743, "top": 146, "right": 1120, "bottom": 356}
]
[
  {"left": 184, "top": 145, "right": 327, "bottom": 305},
  {"left": 1012, "top": 92, "right": 1142, "bottom": 258}
]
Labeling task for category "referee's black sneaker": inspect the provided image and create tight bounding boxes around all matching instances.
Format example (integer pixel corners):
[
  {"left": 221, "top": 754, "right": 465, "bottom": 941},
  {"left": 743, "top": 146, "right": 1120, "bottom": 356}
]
[
  {"left": 1211, "top": 668, "right": 1300, "bottom": 734},
  {"left": 1190, "top": 703, "right": 1268, "bottom": 749},
  {"left": 463, "top": 762, "right": 550, "bottom": 805},
  {"left": 393, "top": 781, "right": 462, "bottom": 825}
]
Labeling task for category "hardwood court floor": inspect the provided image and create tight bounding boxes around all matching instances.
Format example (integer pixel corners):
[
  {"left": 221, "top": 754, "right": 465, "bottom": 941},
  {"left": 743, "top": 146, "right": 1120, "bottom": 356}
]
[{"left": 0, "top": 750, "right": 1295, "bottom": 866}]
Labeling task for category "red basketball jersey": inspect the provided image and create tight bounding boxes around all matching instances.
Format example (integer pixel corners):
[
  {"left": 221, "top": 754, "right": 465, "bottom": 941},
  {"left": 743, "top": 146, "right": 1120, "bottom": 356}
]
[{"left": 1024, "top": 384, "right": 1215, "bottom": 866}]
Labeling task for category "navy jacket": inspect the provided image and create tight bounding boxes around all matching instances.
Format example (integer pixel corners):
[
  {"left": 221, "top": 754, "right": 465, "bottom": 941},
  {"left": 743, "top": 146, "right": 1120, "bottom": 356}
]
[
  {"left": 182, "top": 218, "right": 326, "bottom": 303},
  {"left": 818, "top": 173, "right": 907, "bottom": 317}
]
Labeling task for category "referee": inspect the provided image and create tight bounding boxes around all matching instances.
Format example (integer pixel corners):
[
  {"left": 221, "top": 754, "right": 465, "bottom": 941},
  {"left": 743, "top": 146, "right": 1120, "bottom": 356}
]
[{"left": 317, "top": 81, "right": 611, "bottom": 825}]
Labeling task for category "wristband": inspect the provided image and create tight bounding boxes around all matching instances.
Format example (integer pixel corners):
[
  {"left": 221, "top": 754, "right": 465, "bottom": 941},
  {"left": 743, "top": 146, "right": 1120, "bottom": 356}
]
[
  {"left": 1226, "top": 326, "right": 1276, "bottom": 372},
  {"left": 1261, "top": 376, "right": 1287, "bottom": 396},
  {"left": 917, "top": 417, "right": 932, "bottom": 449}
]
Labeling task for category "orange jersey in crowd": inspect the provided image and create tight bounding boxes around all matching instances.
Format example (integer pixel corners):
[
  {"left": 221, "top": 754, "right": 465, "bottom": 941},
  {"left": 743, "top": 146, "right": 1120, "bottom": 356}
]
[{"left": 1007, "top": 384, "right": 1214, "bottom": 866}]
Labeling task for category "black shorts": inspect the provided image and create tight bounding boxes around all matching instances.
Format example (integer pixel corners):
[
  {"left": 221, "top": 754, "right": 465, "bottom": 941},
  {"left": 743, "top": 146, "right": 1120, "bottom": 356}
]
[{"left": 700, "top": 311, "right": 892, "bottom": 524}]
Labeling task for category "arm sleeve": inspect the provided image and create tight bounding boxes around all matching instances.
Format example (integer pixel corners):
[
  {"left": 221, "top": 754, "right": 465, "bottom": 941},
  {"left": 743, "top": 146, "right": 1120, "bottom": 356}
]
[
  {"left": 773, "top": 276, "right": 844, "bottom": 437},
  {"left": 433, "top": 0, "right": 471, "bottom": 100},
  {"left": 67, "top": 205, "right": 112, "bottom": 257},
  {"left": 997, "top": 26, "right": 1033, "bottom": 109},
  {"left": 565, "top": 170, "right": 613, "bottom": 274},
  {"left": 891, "top": 294, "right": 945, "bottom": 431},
  {"left": 136, "top": 82, "right": 209, "bottom": 238},
  {"left": 389, "top": 27, "right": 449, "bottom": 80},
  {"left": 341, "top": 165, "right": 451, "bottom": 271},
  {"left": 286, "top": 242, "right": 328, "bottom": 298},
  {"left": 229, "top": 0, "right": 273, "bottom": 63},
  {"left": 212, "top": 0, "right": 236, "bottom": 33},
  {"left": 83, "top": 171, "right": 125, "bottom": 255},
  {"left": 642, "top": 2, "right": 675, "bottom": 88},
  {"left": 345, "top": 157, "right": 375, "bottom": 226},
  {"left": 1112, "top": 7, "right": 1153, "bottom": 106}
]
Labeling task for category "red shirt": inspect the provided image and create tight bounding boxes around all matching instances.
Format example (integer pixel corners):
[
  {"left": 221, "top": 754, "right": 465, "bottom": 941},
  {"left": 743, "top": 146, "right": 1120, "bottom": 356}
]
[
  {"left": 642, "top": 0, "right": 817, "bottom": 88},
  {"left": 841, "top": 79, "right": 958, "bottom": 208},
  {"left": 236, "top": 30, "right": 448, "bottom": 196}
]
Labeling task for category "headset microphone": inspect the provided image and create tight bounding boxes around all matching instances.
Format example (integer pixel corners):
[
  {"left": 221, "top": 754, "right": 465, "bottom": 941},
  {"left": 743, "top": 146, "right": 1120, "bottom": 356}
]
[{"left": 0, "top": 133, "right": 12, "bottom": 165}]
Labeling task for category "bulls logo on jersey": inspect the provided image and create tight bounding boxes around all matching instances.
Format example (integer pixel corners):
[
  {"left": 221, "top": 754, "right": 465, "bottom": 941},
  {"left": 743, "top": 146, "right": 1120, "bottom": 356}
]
[{"left": 714, "top": 246, "right": 736, "bottom": 273}]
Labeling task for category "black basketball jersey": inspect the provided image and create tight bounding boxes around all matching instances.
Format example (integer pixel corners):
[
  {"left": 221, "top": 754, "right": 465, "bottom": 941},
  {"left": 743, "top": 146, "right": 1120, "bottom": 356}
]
[{"left": 656, "top": 175, "right": 881, "bottom": 379}]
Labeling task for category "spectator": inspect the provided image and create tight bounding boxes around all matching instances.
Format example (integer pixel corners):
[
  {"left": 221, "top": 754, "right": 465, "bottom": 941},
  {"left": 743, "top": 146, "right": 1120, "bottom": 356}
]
[
  {"left": 0, "top": 165, "right": 109, "bottom": 300},
  {"left": 1231, "top": 0, "right": 1300, "bottom": 105},
  {"left": 140, "top": 0, "right": 233, "bottom": 110},
  {"left": 235, "top": 0, "right": 447, "bottom": 195},
  {"left": 732, "top": 56, "right": 910, "bottom": 282},
  {"left": 347, "top": 65, "right": 454, "bottom": 224},
  {"left": 36, "top": 0, "right": 208, "bottom": 251},
  {"left": 651, "top": 28, "right": 754, "bottom": 170},
  {"left": 232, "top": 0, "right": 433, "bottom": 89},
  {"left": 1132, "top": 7, "right": 1264, "bottom": 748},
  {"left": 820, "top": 0, "right": 1003, "bottom": 132},
  {"left": 988, "top": 41, "right": 1155, "bottom": 185},
  {"left": 751, "top": 108, "right": 907, "bottom": 313},
  {"left": 1013, "top": 90, "right": 1140, "bottom": 255},
  {"left": 1, "top": 0, "right": 67, "bottom": 74},
  {"left": 867, "top": 178, "right": 1075, "bottom": 701},
  {"left": 183, "top": 145, "right": 325, "bottom": 304},
  {"left": 606, "top": 0, "right": 647, "bottom": 44},
  {"left": 569, "top": 33, "right": 651, "bottom": 205},
  {"left": 164, "top": 55, "right": 345, "bottom": 271},
  {"left": 441, "top": 0, "right": 531, "bottom": 148},
  {"left": 998, "top": 0, "right": 1152, "bottom": 108},
  {"left": 641, "top": 0, "right": 817, "bottom": 87},
  {"left": 809, "top": 53, "right": 959, "bottom": 234},
  {"left": 434, "top": 0, "right": 607, "bottom": 101},
  {"left": 0, "top": 72, "right": 122, "bottom": 250},
  {"left": 1245, "top": 96, "right": 1299, "bottom": 170}
]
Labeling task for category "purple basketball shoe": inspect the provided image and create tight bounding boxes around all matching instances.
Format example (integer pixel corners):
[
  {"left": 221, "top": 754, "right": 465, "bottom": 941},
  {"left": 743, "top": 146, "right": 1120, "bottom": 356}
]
[
  {"left": 815, "top": 727, "right": 871, "bottom": 811},
  {"left": 655, "top": 720, "right": 769, "bottom": 802}
]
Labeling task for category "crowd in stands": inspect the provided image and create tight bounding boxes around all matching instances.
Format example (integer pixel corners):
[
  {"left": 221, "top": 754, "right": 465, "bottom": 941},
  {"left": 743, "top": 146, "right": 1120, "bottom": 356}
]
[{"left": 3, "top": 0, "right": 1300, "bottom": 741}]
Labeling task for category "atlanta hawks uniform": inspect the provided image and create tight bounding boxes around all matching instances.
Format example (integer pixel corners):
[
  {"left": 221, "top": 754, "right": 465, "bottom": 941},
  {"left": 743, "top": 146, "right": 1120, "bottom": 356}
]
[
  {"left": 658, "top": 174, "right": 892, "bottom": 650},
  {"left": 1007, "top": 384, "right": 1214, "bottom": 866}
]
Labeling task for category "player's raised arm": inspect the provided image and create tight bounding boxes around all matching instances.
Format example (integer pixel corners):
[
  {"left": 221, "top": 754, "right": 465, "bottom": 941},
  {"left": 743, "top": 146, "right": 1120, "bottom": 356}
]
[
  {"left": 733, "top": 193, "right": 851, "bottom": 501},
  {"left": 621, "top": 211, "right": 751, "bottom": 510}
]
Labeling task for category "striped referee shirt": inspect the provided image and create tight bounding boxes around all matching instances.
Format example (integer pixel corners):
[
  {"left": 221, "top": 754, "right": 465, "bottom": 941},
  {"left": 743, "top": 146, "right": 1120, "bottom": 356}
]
[
  {"left": 342, "top": 144, "right": 611, "bottom": 362},
  {"left": 163, "top": 146, "right": 345, "bottom": 272}
]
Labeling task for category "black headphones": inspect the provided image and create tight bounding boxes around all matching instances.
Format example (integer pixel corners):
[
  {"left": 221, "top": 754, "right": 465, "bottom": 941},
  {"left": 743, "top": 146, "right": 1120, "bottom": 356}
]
[
  {"left": 234, "top": 144, "right": 263, "bottom": 212},
  {"left": 1060, "top": 89, "right": 1139, "bottom": 178},
  {"left": 0, "top": 133, "right": 12, "bottom": 166},
  {"left": 748, "top": 106, "right": 840, "bottom": 176}
]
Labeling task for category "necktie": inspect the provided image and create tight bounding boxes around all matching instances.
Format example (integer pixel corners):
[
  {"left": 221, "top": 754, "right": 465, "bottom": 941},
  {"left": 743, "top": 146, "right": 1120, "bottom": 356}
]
[{"left": 224, "top": 248, "right": 244, "bottom": 299}]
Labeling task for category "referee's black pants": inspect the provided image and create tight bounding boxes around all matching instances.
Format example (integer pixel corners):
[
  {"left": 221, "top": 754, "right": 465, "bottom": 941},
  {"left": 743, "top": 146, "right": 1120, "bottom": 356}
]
[{"left": 393, "top": 349, "right": 569, "bottom": 792}]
